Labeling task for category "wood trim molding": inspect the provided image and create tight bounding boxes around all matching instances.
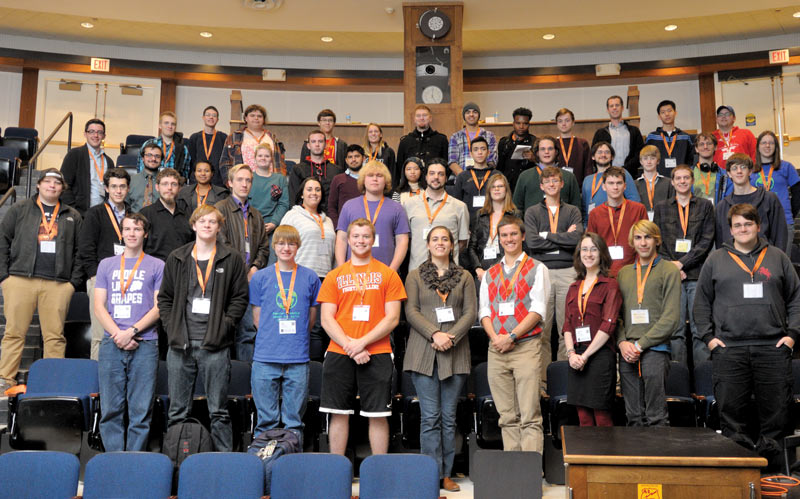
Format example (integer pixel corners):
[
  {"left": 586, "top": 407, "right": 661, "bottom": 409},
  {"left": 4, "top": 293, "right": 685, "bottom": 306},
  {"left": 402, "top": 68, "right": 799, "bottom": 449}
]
[
  {"left": 698, "top": 73, "right": 717, "bottom": 133},
  {"left": 18, "top": 67, "right": 38, "bottom": 128}
]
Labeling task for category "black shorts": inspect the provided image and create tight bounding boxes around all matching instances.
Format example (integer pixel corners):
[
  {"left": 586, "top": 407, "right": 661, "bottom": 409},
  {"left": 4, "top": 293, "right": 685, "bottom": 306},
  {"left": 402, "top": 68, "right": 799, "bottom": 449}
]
[{"left": 319, "top": 352, "right": 393, "bottom": 417}]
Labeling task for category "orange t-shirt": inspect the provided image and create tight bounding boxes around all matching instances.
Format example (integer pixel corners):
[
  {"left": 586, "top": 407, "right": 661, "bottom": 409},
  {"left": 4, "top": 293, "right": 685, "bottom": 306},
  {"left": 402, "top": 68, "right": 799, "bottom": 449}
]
[{"left": 317, "top": 259, "right": 407, "bottom": 355}]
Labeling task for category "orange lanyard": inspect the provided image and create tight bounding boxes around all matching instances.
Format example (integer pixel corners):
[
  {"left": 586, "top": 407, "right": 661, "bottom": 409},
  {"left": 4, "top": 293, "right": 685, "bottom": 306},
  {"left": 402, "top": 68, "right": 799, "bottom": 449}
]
[
  {"left": 559, "top": 136, "right": 574, "bottom": 165},
  {"left": 677, "top": 197, "right": 691, "bottom": 238},
  {"left": 470, "top": 169, "right": 489, "bottom": 193},
  {"left": 728, "top": 247, "right": 768, "bottom": 283},
  {"left": 697, "top": 163, "right": 712, "bottom": 195},
  {"left": 90, "top": 149, "right": 105, "bottom": 181},
  {"left": 645, "top": 176, "right": 656, "bottom": 210},
  {"left": 119, "top": 252, "right": 145, "bottom": 300},
  {"left": 368, "top": 145, "right": 380, "bottom": 162},
  {"left": 466, "top": 127, "right": 482, "bottom": 151},
  {"left": 489, "top": 211, "right": 502, "bottom": 242},
  {"left": 577, "top": 278, "right": 598, "bottom": 325},
  {"left": 275, "top": 264, "right": 298, "bottom": 317},
  {"left": 196, "top": 185, "right": 210, "bottom": 207},
  {"left": 246, "top": 129, "right": 267, "bottom": 144},
  {"left": 606, "top": 200, "right": 627, "bottom": 245},
  {"left": 499, "top": 254, "right": 528, "bottom": 300},
  {"left": 547, "top": 204, "right": 560, "bottom": 233},
  {"left": 103, "top": 203, "right": 123, "bottom": 243},
  {"left": 590, "top": 173, "right": 602, "bottom": 199},
  {"left": 721, "top": 131, "right": 733, "bottom": 149},
  {"left": 349, "top": 260, "right": 372, "bottom": 303},
  {"left": 422, "top": 193, "right": 448, "bottom": 225},
  {"left": 306, "top": 208, "right": 325, "bottom": 240},
  {"left": 202, "top": 130, "right": 217, "bottom": 160},
  {"left": 635, "top": 258, "right": 654, "bottom": 305},
  {"left": 363, "top": 196, "right": 385, "bottom": 225},
  {"left": 193, "top": 244, "right": 216, "bottom": 297},
  {"left": 661, "top": 133, "right": 676, "bottom": 158},
  {"left": 760, "top": 166, "right": 774, "bottom": 191},
  {"left": 436, "top": 290, "right": 449, "bottom": 306},
  {"left": 162, "top": 141, "right": 174, "bottom": 164},
  {"left": 37, "top": 199, "right": 60, "bottom": 239}
]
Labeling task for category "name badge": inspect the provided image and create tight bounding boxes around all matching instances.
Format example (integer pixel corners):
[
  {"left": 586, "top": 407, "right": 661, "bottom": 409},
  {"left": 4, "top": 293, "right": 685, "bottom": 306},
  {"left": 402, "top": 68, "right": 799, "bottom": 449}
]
[
  {"left": 483, "top": 246, "right": 498, "bottom": 260},
  {"left": 435, "top": 306, "right": 455, "bottom": 323},
  {"left": 631, "top": 308, "right": 650, "bottom": 325},
  {"left": 192, "top": 297, "right": 211, "bottom": 315},
  {"left": 675, "top": 239, "right": 692, "bottom": 253},
  {"left": 647, "top": 211, "right": 654, "bottom": 222},
  {"left": 39, "top": 240, "right": 56, "bottom": 253},
  {"left": 114, "top": 244, "right": 125, "bottom": 256},
  {"left": 319, "top": 244, "right": 330, "bottom": 256},
  {"left": 588, "top": 203, "right": 596, "bottom": 213},
  {"left": 279, "top": 320, "right": 297, "bottom": 334},
  {"left": 472, "top": 196, "right": 486, "bottom": 208},
  {"left": 563, "top": 166, "right": 574, "bottom": 173},
  {"left": 575, "top": 326, "right": 591, "bottom": 343},
  {"left": 498, "top": 302, "right": 515, "bottom": 317},
  {"left": 665, "top": 158, "right": 677, "bottom": 169},
  {"left": 465, "top": 157, "right": 475, "bottom": 167},
  {"left": 373, "top": 234, "right": 380, "bottom": 247},
  {"left": 113, "top": 305, "right": 131, "bottom": 319},
  {"left": 539, "top": 231, "right": 548, "bottom": 239},
  {"left": 609, "top": 245, "right": 625, "bottom": 260},
  {"left": 743, "top": 282, "right": 763, "bottom": 299},
  {"left": 352, "top": 304, "right": 370, "bottom": 322},
  {"left": 423, "top": 226, "right": 432, "bottom": 240},
  {"left": 723, "top": 151, "right": 733, "bottom": 160}
]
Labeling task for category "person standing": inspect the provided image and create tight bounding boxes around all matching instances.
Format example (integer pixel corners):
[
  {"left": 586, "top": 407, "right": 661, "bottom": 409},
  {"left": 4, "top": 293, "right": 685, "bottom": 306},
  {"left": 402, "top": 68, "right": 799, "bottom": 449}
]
[
  {"left": 513, "top": 136, "right": 581, "bottom": 214},
  {"left": 391, "top": 157, "right": 426, "bottom": 207},
  {"left": 60, "top": 118, "right": 115, "bottom": 215},
  {"left": 448, "top": 102, "right": 498, "bottom": 177},
  {"left": 299, "top": 109, "right": 348, "bottom": 167},
  {"left": 363, "top": 123, "right": 396, "bottom": 176},
  {"left": 712, "top": 105, "right": 756, "bottom": 169},
  {"left": 581, "top": 142, "right": 641, "bottom": 220},
  {"left": 140, "top": 168, "right": 194, "bottom": 262},
  {"left": 158, "top": 204, "right": 249, "bottom": 452},
  {"left": 289, "top": 129, "right": 343, "bottom": 202},
  {"left": 220, "top": 104, "right": 286, "bottom": 180},
  {"left": 452, "top": 136, "right": 495, "bottom": 222},
  {"left": 177, "top": 161, "right": 229, "bottom": 213},
  {"left": 694, "top": 203, "right": 800, "bottom": 470},
  {"left": 554, "top": 108, "right": 593, "bottom": 186},
  {"left": 0, "top": 169, "right": 82, "bottom": 392},
  {"left": 692, "top": 133, "right": 729, "bottom": 206},
  {"left": 635, "top": 145, "right": 674, "bottom": 220},
  {"left": 395, "top": 105, "right": 449, "bottom": 183},
  {"left": 137, "top": 112, "right": 191, "bottom": 179},
  {"left": 187, "top": 106, "right": 228, "bottom": 186},
  {"left": 616, "top": 220, "right": 681, "bottom": 427},
  {"left": 403, "top": 226, "right": 476, "bottom": 492},
  {"left": 497, "top": 107, "right": 536, "bottom": 193},
  {"left": 479, "top": 215, "right": 550, "bottom": 452},
  {"left": 327, "top": 145, "right": 366, "bottom": 229},
  {"left": 563, "top": 232, "right": 622, "bottom": 426},
  {"left": 249, "top": 144, "right": 289, "bottom": 263},
  {"left": 644, "top": 100, "right": 694, "bottom": 177},
  {"left": 94, "top": 213, "right": 163, "bottom": 451},
  {"left": 591, "top": 95, "right": 644, "bottom": 179},
  {"left": 128, "top": 141, "right": 162, "bottom": 212}
]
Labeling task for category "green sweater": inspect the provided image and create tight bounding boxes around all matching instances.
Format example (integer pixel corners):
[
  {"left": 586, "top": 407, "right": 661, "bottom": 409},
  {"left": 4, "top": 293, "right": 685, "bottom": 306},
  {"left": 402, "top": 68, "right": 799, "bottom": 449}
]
[
  {"left": 616, "top": 257, "right": 681, "bottom": 350},
  {"left": 512, "top": 166, "right": 581, "bottom": 215}
]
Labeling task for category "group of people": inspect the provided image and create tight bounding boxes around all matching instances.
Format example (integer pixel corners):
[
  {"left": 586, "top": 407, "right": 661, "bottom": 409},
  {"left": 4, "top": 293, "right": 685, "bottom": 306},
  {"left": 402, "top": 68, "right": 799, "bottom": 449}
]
[{"left": 0, "top": 94, "right": 797, "bottom": 490}]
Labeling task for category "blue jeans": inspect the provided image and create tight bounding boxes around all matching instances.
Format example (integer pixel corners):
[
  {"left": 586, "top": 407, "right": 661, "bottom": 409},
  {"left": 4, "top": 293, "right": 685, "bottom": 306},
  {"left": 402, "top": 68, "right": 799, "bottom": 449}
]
[
  {"left": 235, "top": 304, "right": 256, "bottom": 362},
  {"left": 251, "top": 361, "right": 309, "bottom": 435},
  {"left": 98, "top": 337, "right": 158, "bottom": 451},
  {"left": 167, "top": 341, "right": 232, "bottom": 451},
  {"left": 411, "top": 362, "right": 466, "bottom": 479},
  {"left": 672, "top": 280, "right": 710, "bottom": 368}
]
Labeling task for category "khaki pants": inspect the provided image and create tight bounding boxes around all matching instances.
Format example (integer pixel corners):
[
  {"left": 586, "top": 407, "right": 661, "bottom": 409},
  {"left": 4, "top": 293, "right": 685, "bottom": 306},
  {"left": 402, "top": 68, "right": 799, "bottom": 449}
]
[
  {"left": 0, "top": 276, "right": 74, "bottom": 384},
  {"left": 87, "top": 276, "right": 105, "bottom": 361},
  {"left": 487, "top": 335, "right": 544, "bottom": 453},
  {"left": 540, "top": 266, "right": 576, "bottom": 386}
]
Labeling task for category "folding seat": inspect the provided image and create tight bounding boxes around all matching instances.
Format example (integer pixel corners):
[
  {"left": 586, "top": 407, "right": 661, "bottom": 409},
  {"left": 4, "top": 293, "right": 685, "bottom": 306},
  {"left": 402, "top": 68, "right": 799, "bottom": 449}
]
[
  {"left": 665, "top": 361, "right": 697, "bottom": 427},
  {"left": 0, "top": 450, "right": 79, "bottom": 497},
  {"left": 271, "top": 452, "right": 352, "bottom": 499},
  {"left": 469, "top": 361, "right": 502, "bottom": 451},
  {"left": 359, "top": 454, "right": 439, "bottom": 499},
  {"left": 2, "top": 127, "right": 38, "bottom": 167},
  {"left": 0, "top": 146, "right": 19, "bottom": 195},
  {"left": 693, "top": 360, "right": 718, "bottom": 429},
  {"left": 543, "top": 360, "right": 577, "bottom": 485},
  {"left": 177, "top": 452, "right": 264, "bottom": 498},
  {"left": 302, "top": 360, "right": 323, "bottom": 451},
  {"left": 119, "top": 134, "right": 154, "bottom": 157},
  {"left": 83, "top": 451, "right": 172, "bottom": 498},
  {"left": 396, "top": 370, "right": 421, "bottom": 449}
]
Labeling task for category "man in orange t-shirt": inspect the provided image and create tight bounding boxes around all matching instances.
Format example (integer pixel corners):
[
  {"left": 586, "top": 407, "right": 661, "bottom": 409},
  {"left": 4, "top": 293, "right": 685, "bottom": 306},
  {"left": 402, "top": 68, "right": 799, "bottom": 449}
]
[{"left": 318, "top": 218, "right": 407, "bottom": 456}]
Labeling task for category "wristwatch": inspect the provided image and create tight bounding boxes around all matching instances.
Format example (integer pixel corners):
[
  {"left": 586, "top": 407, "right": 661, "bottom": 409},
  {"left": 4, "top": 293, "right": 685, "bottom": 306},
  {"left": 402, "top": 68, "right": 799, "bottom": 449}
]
[
  {"left": 509, "top": 332, "right": 517, "bottom": 343},
  {"left": 132, "top": 327, "right": 139, "bottom": 335}
]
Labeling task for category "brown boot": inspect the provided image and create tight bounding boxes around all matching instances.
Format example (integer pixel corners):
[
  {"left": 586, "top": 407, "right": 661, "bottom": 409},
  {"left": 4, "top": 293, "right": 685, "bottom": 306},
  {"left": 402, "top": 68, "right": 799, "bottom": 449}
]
[{"left": 442, "top": 477, "right": 460, "bottom": 492}]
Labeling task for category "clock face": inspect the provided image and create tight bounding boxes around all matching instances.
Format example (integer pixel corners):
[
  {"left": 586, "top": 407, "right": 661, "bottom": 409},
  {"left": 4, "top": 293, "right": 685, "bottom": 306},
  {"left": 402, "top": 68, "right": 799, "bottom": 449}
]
[
  {"left": 422, "top": 85, "right": 444, "bottom": 104},
  {"left": 427, "top": 16, "right": 444, "bottom": 32}
]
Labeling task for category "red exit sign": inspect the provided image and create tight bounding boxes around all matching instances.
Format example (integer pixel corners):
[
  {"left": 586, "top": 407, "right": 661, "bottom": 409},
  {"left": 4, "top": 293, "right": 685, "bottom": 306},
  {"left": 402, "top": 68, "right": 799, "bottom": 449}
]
[
  {"left": 769, "top": 49, "right": 790, "bottom": 64},
  {"left": 90, "top": 57, "right": 110, "bottom": 72}
]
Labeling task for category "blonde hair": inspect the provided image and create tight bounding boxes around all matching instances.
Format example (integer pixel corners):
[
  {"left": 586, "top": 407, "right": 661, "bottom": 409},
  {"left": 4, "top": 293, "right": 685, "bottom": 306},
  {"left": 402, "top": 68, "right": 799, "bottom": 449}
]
[
  {"left": 159, "top": 111, "right": 177, "bottom": 122},
  {"left": 347, "top": 218, "right": 376, "bottom": 238},
  {"left": 228, "top": 163, "right": 254, "bottom": 183},
  {"left": 363, "top": 123, "right": 385, "bottom": 155},
  {"left": 190, "top": 204, "right": 225, "bottom": 226},
  {"left": 479, "top": 173, "right": 517, "bottom": 215},
  {"left": 627, "top": 219, "right": 662, "bottom": 248},
  {"left": 357, "top": 161, "right": 393, "bottom": 195},
  {"left": 639, "top": 145, "right": 661, "bottom": 161},
  {"left": 272, "top": 225, "right": 301, "bottom": 249}
]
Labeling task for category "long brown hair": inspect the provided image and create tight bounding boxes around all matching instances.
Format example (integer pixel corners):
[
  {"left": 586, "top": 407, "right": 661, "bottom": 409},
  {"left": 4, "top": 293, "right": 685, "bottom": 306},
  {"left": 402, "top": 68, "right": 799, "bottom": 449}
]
[
  {"left": 363, "top": 122, "right": 385, "bottom": 156},
  {"left": 573, "top": 232, "right": 612, "bottom": 279},
  {"left": 479, "top": 173, "right": 517, "bottom": 215},
  {"left": 754, "top": 130, "right": 781, "bottom": 172}
]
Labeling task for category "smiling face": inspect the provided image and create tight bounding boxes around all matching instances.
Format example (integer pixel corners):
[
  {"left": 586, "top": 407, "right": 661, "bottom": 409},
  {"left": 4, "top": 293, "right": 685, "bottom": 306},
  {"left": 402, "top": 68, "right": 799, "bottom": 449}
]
[
  {"left": 107, "top": 176, "right": 129, "bottom": 206},
  {"left": 727, "top": 161, "right": 752, "bottom": 186},
  {"left": 426, "top": 163, "right": 447, "bottom": 191},
  {"left": 464, "top": 109, "right": 480, "bottom": 126},
  {"left": 273, "top": 238, "right": 298, "bottom": 264},
  {"left": 579, "top": 236, "right": 600, "bottom": 271},
  {"left": 695, "top": 135, "right": 716, "bottom": 161},
  {"left": 672, "top": 168, "right": 693, "bottom": 196},
  {"left": 122, "top": 217, "right": 146, "bottom": 249},
  {"left": 730, "top": 214, "right": 760, "bottom": 248},
  {"left": 192, "top": 213, "right": 220, "bottom": 241},
  {"left": 159, "top": 115, "right": 176, "bottom": 139},
  {"left": 301, "top": 180, "right": 322, "bottom": 210},
  {"left": 346, "top": 150, "right": 364, "bottom": 170},
  {"left": 498, "top": 222, "right": 523, "bottom": 256},
  {"left": 348, "top": 224, "right": 374, "bottom": 258},
  {"left": 640, "top": 154, "right": 658, "bottom": 173},
  {"left": 255, "top": 147, "right": 273, "bottom": 172},
  {"left": 607, "top": 97, "right": 624, "bottom": 120},
  {"left": 540, "top": 174, "right": 563, "bottom": 197},
  {"left": 593, "top": 145, "right": 613, "bottom": 168},
  {"left": 318, "top": 115, "right": 335, "bottom": 135},
  {"left": 427, "top": 227, "right": 453, "bottom": 260},
  {"left": 245, "top": 110, "right": 265, "bottom": 130},
  {"left": 537, "top": 139, "right": 557, "bottom": 165},
  {"left": 194, "top": 162, "right": 213, "bottom": 185},
  {"left": 716, "top": 109, "right": 734, "bottom": 130},
  {"left": 758, "top": 134, "right": 776, "bottom": 161},
  {"left": 142, "top": 146, "right": 162, "bottom": 171},
  {"left": 367, "top": 125, "right": 382, "bottom": 145},
  {"left": 85, "top": 123, "right": 105, "bottom": 149},
  {"left": 203, "top": 109, "right": 219, "bottom": 129},
  {"left": 38, "top": 176, "right": 63, "bottom": 204}
]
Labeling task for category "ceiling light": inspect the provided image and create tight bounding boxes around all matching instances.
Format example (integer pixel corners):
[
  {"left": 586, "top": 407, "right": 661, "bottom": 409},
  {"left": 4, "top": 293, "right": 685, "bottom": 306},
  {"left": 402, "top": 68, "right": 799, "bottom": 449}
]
[
  {"left": 542, "top": 33, "right": 555, "bottom": 40},
  {"left": 385, "top": 7, "right": 395, "bottom": 14},
  {"left": 200, "top": 31, "right": 213, "bottom": 38},
  {"left": 664, "top": 24, "right": 678, "bottom": 31},
  {"left": 81, "top": 22, "right": 94, "bottom": 29},
  {"left": 320, "top": 36, "right": 333, "bottom": 43},
  {"left": 794, "top": 11, "right": 800, "bottom": 18}
]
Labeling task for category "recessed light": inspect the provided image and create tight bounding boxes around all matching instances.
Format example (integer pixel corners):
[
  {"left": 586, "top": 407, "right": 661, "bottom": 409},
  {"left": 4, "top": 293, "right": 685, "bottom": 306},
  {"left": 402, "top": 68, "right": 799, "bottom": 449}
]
[
  {"left": 794, "top": 11, "right": 800, "bottom": 18},
  {"left": 664, "top": 24, "right": 678, "bottom": 31},
  {"left": 81, "top": 22, "right": 94, "bottom": 29},
  {"left": 320, "top": 36, "right": 333, "bottom": 43},
  {"left": 542, "top": 33, "right": 555, "bottom": 40},
  {"left": 200, "top": 31, "right": 213, "bottom": 38}
]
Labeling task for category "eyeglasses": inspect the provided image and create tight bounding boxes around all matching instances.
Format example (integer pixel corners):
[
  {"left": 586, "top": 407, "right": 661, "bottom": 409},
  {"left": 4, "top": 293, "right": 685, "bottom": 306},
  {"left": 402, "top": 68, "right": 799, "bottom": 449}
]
[
  {"left": 275, "top": 241, "right": 298, "bottom": 248},
  {"left": 732, "top": 222, "right": 757, "bottom": 230},
  {"left": 728, "top": 164, "right": 750, "bottom": 172},
  {"left": 144, "top": 153, "right": 162, "bottom": 160},
  {"left": 318, "top": 118, "right": 335, "bottom": 124},
  {"left": 580, "top": 247, "right": 599, "bottom": 253},
  {"left": 203, "top": 113, "right": 218, "bottom": 118},
  {"left": 86, "top": 130, "right": 105, "bottom": 136}
]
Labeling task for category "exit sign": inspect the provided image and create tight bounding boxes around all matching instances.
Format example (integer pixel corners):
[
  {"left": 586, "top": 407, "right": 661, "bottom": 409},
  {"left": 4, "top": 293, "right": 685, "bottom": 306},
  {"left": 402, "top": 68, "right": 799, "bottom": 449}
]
[
  {"left": 90, "top": 57, "right": 110, "bottom": 72},
  {"left": 769, "top": 49, "right": 790, "bottom": 64}
]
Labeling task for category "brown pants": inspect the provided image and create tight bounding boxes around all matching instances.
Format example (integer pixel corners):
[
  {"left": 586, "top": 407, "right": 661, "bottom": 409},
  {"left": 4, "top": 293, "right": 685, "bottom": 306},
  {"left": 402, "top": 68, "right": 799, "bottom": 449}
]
[
  {"left": 487, "top": 335, "right": 544, "bottom": 453},
  {"left": 0, "top": 276, "right": 74, "bottom": 384},
  {"left": 87, "top": 275, "right": 104, "bottom": 361}
]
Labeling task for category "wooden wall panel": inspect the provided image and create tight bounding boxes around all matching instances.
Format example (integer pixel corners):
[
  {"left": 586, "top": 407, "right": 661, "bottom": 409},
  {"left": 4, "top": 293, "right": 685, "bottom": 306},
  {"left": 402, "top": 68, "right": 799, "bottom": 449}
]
[
  {"left": 18, "top": 67, "right": 38, "bottom": 129},
  {"left": 698, "top": 72, "right": 717, "bottom": 133}
]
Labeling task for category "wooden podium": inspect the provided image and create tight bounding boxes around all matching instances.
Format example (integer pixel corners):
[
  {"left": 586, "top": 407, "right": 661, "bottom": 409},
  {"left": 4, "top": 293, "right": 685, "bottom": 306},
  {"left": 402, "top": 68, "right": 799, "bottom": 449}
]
[{"left": 562, "top": 426, "right": 766, "bottom": 498}]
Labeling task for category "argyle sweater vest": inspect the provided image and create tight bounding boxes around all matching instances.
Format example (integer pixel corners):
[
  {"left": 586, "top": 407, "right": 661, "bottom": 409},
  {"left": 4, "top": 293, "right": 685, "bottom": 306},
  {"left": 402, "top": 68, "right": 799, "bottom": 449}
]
[{"left": 487, "top": 257, "right": 541, "bottom": 339}]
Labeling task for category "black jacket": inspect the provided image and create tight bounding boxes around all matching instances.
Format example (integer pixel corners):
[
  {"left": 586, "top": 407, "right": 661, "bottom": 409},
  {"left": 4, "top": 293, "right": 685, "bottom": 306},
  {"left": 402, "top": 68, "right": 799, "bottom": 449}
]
[
  {"left": 497, "top": 132, "right": 536, "bottom": 193},
  {"left": 0, "top": 197, "right": 82, "bottom": 287},
  {"left": 653, "top": 196, "right": 715, "bottom": 281},
  {"left": 300, "top": 137, "right": 348, "bottom": 169},
  {"left": 78, "top": 201, "right": 130, "bottom": 278},
  {"left": 288, "top": 160, "right": 343, "bottom": 204},
  {"left": 158, "top": 242, "right": 249, "bottom": 351},
  {"left": 59, "top": 144, "right": 115, "bottom": 215},
  {"left": 524, "top": 200, "right": 583, "bottom": 269},
  {"left": 187, "top": 130, "right": 228, "bottom": 186},
  {"left": 464, "top": 209, "right": 522, "bottom": 273},
  {"left": 177, "top": 184, "right": 229, "bottom": 214},
  {"left": 592, "top": 121, "right": 644, "bottom": 179},
  {"left": 715, "top": 187, "right": 787, "bottom": 250},
  {"left": 395, "top": 128, "right": 449, "bottom": 187}
]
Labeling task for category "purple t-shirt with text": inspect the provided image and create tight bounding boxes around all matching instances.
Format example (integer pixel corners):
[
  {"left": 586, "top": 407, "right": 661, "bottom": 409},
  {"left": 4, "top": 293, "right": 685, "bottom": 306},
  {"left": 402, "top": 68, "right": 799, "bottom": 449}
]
[
  {"left": 95, "top": 253, "right": 165, "bottom": 340},
  {"left": 336, "top": 196, "right": 410, "bottom": 266}
]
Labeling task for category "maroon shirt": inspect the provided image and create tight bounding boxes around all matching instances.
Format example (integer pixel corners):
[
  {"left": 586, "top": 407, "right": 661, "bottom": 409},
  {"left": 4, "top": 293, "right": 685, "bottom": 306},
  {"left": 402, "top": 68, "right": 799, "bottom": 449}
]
[
  {"left": 586, "top": 200, "right": 648, "bottom": 277},
  {"left": 556, "top": 136, "right": 593, "bottom": 187},
  {"left": 327, "top": 172, "right": 360, "bottom": 229},
  {"left": 564, "top": 275, "right": 623, "bottom": 351}
]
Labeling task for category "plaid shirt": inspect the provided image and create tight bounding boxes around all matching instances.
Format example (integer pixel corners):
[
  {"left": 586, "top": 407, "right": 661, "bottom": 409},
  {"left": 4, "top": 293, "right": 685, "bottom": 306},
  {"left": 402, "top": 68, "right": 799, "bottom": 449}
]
[
  {"left": 136, "top": 136, "right": 191, "bottom": 178},
  {"left": 448, "top": 128, "right": 498, "bottom": 170}
]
